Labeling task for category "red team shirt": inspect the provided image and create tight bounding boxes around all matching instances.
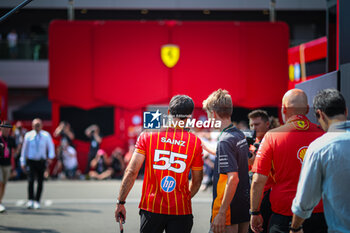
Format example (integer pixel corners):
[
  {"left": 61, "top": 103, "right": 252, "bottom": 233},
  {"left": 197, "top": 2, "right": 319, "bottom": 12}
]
[
  {"left": 252, "top": 115, "right": 324, "bottom": 216},
  {"left": 249, "top": 139, "right": 274, "bottom": 193},
  {"left": 135, "top": 127, "right": 203, "bottom": 215}
]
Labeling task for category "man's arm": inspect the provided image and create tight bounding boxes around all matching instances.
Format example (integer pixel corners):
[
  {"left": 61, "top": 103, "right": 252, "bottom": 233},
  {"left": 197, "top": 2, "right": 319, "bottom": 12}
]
[
  {"left": 115, "top": 151, "right": 145, "bottom": 222},
  {"left": 290, "top": 147, "right": 322, "bottom": 232},
  {"left": 53, "top": 122, "right": 64, "bottom": 137},
  {"left": 202, "top": 142, "right": 216, "bottom": 156},
  {"left": 85, "top": 125, "right": 96, "bottom": 137},
  {"left": 63, "top": 125, "right": 75, "bottom": 141},
  {"left": 20, "top": 135, "right": 28, "bottom": 169},
  {"left": 250, "top": 173, "right": 268, "bottom": 233},
  {"left": 189, "top": 169, "right": 203, "bottom": 198},
  {"left": 289, "top": 214, "right": 305, "bottom": 233},
  {"left": 212, "top": 171, "right": 239, "bottom": 233},
  {"left": 47, "top": 134, "right": 56, "bottom": 160},
  {"left": 93, "top": 132, "right": 102, "bottom": 144}
]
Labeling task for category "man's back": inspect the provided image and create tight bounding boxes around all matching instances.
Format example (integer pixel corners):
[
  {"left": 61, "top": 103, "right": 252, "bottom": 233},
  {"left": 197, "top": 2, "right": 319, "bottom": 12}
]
[
  {"left": 304, "top": 121, "right": 350, "bottom": 232},
  {"left": 253, "top": 114, "right": 324, "bottom": 216},
  {"left": 135, "top": 127, "right": 203, "bottom": 215}
]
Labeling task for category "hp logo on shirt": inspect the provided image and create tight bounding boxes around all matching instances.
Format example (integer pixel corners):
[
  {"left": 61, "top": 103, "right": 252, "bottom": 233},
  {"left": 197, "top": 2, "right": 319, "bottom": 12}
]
[
  {"left": 161, "top": 176, "right": 176, "bottom": 192},
  {"left": 143, "top": 110, "right": 162, "bottom": 129}
]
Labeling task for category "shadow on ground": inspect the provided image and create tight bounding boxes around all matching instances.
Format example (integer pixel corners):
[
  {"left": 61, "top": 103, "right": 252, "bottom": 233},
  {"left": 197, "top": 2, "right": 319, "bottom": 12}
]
[
  {"left": 2, "top": 206, "right": 101, "bottom": 216},
  {"left": 0, "top": 226, "right": 60, "bottom": 233}
]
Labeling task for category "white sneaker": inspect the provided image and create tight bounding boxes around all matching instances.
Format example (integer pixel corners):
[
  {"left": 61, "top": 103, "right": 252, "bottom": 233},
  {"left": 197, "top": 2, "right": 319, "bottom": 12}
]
[
  {"left": 26, "top": 200, "right": 34, "bottom": 209},
  {"left": 33, "top": 201, "right": 41, "bottom": 209},
  {"left": 0, "top": 204, "right": 6, "bottom": 213}
]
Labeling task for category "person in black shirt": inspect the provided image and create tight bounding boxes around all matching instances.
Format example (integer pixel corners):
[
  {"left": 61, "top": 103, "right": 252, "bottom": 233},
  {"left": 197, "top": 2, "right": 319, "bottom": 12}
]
[
  {"left": 84, "top": 124, "right": 102, "bottom": 175},
  {"left": 53, "top": 121, "right": 75, "bottom": 146},
  {"left": 110, "top": 147, "right": 126, "bottom": 179},
  {"left": 89, "top": 149, "right": 111, "bottom": 180},
  {"left": 13, "top": 121, "right": 27, "bottom": 180},
  {"left": 0, "top": 121, "right": 16, "bottom": 213},
  {"left": 203, "top": 89, "right": 250, "bottom": 233}
]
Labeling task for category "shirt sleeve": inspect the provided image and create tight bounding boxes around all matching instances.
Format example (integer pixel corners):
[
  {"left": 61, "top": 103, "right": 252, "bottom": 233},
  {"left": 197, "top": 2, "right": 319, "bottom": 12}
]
[
  {"left": 252, "top": 132, "right": 273, "bottom": 176},
  {"left": 292, "top": 145, "right": 322, "bottom": 219},
  {"left": 46, "top": 133, "right": 56, "bottom": 159},
  {"left": 191, "top": 137, "right": 204, "bottom": 171},
  {"left": 217, "top": 139, "right": 238, "bottom": 174},
  {"left": 20, "top": 134, "right": 28, "bottom": 166},
  {"left": 135, "top": 132, "right": 147, "bottom": 156}
]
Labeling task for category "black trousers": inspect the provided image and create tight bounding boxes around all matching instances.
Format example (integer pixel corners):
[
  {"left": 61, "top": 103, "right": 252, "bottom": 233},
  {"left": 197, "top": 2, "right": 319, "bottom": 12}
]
[
  {"left": 27, "top": 159, "right": 46, "bottom": 202},
  {"left": 139, "top": 209, "right": 193, "bottom": 233},
  {"left": 269, "top": 212, "right": 327, "bottom": 233}
]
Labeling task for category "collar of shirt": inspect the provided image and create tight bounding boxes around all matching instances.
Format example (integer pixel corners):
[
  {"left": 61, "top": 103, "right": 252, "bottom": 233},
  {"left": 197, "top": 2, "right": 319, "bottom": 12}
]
[
  {"left": 286, "top": 114, "right": 309, "bottom": 124},
  {"left": 328, "top": 120, "right": 350, "bottom": 132}
]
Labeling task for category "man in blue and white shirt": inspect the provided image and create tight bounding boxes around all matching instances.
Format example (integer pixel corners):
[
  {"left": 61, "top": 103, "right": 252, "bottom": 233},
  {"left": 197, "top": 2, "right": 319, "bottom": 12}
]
[
  {"left": 290, "top": 89, "right": 350, "bottom": 233},
  {"left": 20, "top": 118, "right": 55, "bottom": 209}
]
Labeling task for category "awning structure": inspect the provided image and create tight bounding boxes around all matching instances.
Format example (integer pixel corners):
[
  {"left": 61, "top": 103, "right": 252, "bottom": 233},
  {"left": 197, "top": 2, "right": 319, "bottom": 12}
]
[{"left": 12, "top": 97, "right": 51, "bottom": 120}]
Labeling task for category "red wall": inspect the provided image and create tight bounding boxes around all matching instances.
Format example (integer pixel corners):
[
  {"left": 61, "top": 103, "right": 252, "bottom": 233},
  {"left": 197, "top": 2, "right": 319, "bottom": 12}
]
[{"left": 49, "top": 20, "right": 289, "bottom": 169}]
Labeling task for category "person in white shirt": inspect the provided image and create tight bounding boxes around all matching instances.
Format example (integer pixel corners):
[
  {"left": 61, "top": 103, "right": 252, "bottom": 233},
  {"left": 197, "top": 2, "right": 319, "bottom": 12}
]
[
  {"left": 20, "top": 118, "right": 55, "bottom": 209},
  {"left": 60, "top": 139, "right": 78, "bottom": 179},
  {"left": 7, "top": 29, "right": 18, "bottom": 59}
]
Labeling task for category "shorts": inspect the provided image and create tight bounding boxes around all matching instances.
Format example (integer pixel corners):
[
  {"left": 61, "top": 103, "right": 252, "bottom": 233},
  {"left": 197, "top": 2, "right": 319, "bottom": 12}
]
[
  {"left": 0, "top": 165, "right": 11, "bottom": 183},
  {"left": 139, "top": 209, "right": 193, "bottom": 233}
]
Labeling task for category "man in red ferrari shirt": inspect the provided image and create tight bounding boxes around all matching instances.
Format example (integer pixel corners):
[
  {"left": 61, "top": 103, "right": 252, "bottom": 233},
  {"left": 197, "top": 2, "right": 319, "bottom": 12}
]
[
  {"left": 115, "top": 95, "right": 203, "bottom": 233},
  {"left": 250, "top": 89, "right": 327, "bottom": 233}
]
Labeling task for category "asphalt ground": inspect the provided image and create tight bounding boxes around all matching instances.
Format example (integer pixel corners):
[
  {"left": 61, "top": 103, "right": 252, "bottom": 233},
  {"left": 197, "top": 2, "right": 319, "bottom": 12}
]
[{"left": 0, "top": 180, "right": 212, "bottom": 233}]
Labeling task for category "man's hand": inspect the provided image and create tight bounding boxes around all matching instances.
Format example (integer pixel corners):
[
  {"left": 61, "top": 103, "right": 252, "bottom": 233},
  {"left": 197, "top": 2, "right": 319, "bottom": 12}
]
[
  {"left": 21, "top": 165, "right": 26, "bottom": 174},
  {"left": 115, "top": 204, "right": 126, "bottom": 223},
  {"left": 290, "top": 214, "right": 305, "bottom": 233},
  {"left": 212, "top": 212, "right": 226, "bottom": 233},
  {"left": 250, "top": 214, "right": 263, "bottom": 233},
  {"left": 248, "top": 151, "right": 256, "bottom": 166}
]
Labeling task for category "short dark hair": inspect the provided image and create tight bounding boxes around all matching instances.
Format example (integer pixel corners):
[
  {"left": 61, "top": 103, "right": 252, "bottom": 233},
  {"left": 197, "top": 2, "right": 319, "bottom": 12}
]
[
  {"left": 313, "top": 89, "right": 346, "bottom": 118},
  {"left": 169, "top": 95, "right": 194, "bottom": 120},
  {"left": 248, "top": 109, "right": 269, "bottom": 122}
]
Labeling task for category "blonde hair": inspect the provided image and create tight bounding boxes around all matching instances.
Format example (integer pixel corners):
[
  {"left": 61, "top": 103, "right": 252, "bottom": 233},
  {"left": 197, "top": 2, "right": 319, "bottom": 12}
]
[{"left": 202, "top": 89, "right": 233, "bottom": 118}]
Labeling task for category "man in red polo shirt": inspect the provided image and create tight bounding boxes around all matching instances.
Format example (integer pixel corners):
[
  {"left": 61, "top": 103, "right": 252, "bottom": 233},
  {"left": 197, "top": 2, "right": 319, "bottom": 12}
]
[
  {"left": 115, "top": 95, "right": 203, "bottom": 233},
  {"left": 250, "top": 89, "right": 327, "bottom": 233}
]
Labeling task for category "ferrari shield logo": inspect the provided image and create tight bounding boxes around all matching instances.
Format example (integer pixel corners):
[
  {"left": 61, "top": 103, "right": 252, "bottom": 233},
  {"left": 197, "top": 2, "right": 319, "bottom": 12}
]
[
  {"left": 161, "top": 44, "right": 180, "bottom": 68},
  {"left": 292, "top": 120, "right": 309, "bottom": 130},
  {"left": 297, "top": 121, "right": 305, "bottom": 128}
]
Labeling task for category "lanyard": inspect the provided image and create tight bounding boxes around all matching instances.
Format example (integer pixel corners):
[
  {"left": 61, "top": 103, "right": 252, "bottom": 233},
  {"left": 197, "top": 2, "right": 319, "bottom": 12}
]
[
  {"left": 0, "top": 137, "right": 9, "bottom": 158},
  {"left": 218, "top": 123, "right": 234, "bottom": 140}
]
